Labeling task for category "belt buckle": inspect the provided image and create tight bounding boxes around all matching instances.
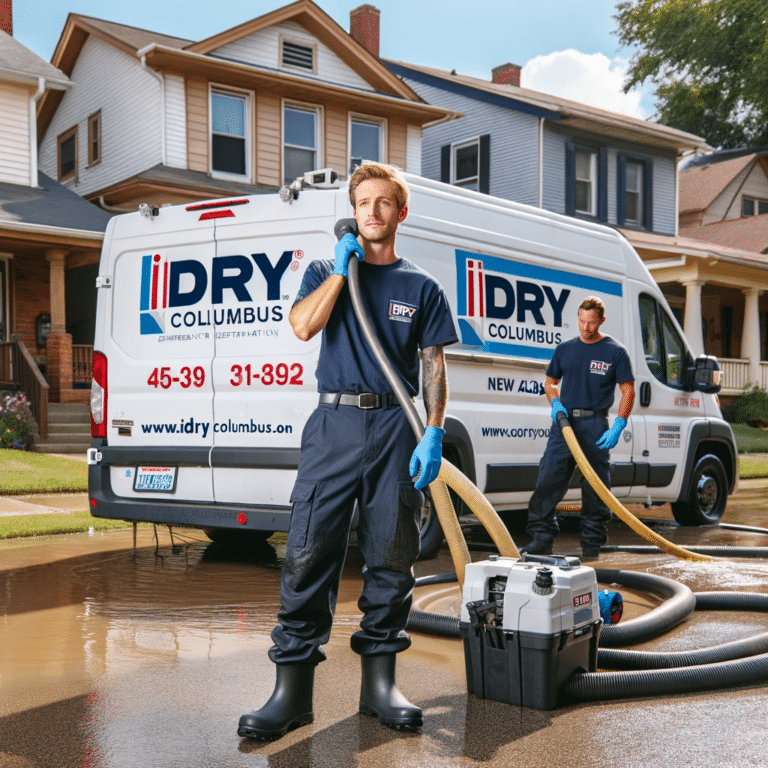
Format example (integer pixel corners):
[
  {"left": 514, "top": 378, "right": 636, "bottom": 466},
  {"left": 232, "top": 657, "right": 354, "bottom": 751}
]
[
  {"left": 573, "top": 409, "right": 583, "bottom": 418},
  {"left": 358, "top": 393, "right": 379, "bottom": 409}
]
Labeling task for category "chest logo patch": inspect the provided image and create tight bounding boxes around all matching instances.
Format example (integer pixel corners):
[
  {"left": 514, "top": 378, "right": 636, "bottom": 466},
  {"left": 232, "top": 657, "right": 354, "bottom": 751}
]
[
  {"left": 590, "top": 360, "right": 611, "bottom": 375},
  {"left": 389, "top": 300, "right": 417, "bottom": 324}
]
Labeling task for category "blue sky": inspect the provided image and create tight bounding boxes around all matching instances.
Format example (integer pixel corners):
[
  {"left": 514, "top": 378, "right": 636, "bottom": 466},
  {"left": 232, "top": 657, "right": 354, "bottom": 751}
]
[{"left": 13, "top": 0, "right": 655, "bottom": 119}]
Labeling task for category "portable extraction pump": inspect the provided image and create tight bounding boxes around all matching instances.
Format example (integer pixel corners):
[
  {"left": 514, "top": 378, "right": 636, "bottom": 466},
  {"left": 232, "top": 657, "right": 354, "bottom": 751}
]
[{"left": 460, "top": 554, "right": 601, "bottom": 710}]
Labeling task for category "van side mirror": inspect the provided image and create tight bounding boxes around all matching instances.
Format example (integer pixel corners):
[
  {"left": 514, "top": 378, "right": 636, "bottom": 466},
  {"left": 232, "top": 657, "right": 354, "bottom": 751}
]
[{"left": 685, "top": 355, "right": 722, "bottom": 393}]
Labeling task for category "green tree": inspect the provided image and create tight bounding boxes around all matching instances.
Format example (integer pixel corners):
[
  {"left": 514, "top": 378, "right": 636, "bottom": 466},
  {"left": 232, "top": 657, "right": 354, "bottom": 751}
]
[{"left": 615, "top": 0, "right": 768, "bottom": 149}]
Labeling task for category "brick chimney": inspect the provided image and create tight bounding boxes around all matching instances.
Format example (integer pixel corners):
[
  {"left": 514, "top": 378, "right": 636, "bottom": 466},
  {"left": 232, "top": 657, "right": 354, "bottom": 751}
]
[
  {"left": 492, "top": 62, "right": 522, "bottom": 87},
  {"left": 0, "top": 0, "right": 12, "bottom": 36},
  {"left": 350, "top": 4, "right": 380, "bottom": 57}
]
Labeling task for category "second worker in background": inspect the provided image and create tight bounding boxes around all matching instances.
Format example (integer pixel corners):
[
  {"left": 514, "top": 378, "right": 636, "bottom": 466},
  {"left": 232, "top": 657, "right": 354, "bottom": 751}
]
[{"left": 522, "top": 296, "right": 635, "bottom": 560}]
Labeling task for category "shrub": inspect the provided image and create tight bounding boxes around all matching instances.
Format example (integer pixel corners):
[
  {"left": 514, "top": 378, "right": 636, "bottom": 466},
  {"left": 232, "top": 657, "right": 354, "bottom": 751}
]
[
  {"left": 0, "top": 391, "right": 35, "bottom": 450},
  {"left": 730, "top": 385, "right": 768, "bottom": 427}
]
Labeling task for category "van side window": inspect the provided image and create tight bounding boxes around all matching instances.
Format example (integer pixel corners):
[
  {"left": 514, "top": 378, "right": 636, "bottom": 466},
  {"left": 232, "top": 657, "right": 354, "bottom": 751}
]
[{"left": 639, "top": 294, "right": 688, "bottom": 389}]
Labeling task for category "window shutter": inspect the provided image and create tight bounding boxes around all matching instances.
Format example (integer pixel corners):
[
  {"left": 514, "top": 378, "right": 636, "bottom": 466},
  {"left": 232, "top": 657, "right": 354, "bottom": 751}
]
[
  {"left": 643, "top": 159, "right": 653, "bottom": 231},
  {"left": 441, "top": 144, "right": 451, "bottom": 183},
  {"left": 479, "top": 134, "right": 491, "bottom": 194},
  {"left": 598, "top": 147, "right": 608, "bottom": 222},
  {"left": 616, "top": 154, "right": 627, "bottom": 225},
  {"left": 565, "top": 142, "right": 576, "bottom": 216}
]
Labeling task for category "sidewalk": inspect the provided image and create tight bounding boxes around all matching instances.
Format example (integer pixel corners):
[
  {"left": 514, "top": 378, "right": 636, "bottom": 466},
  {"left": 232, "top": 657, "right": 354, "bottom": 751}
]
[{"left": 0, "top": 492, "right": 88, "bottom": 517}]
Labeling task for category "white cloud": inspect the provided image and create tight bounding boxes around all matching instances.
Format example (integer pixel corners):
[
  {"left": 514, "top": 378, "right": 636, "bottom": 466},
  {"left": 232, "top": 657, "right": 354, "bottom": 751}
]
[{"left": 521, "top": 49, "right": 652, "bottom": 120}]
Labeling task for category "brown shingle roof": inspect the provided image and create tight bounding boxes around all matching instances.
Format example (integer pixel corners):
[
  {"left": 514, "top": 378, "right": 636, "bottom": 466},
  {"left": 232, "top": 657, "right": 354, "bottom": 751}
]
[
  {"left": 680, "top": 215, "right": 768, "bottom": 254},
  {"left": 679, "top": 153, "right": 756, "bottom": 214}
]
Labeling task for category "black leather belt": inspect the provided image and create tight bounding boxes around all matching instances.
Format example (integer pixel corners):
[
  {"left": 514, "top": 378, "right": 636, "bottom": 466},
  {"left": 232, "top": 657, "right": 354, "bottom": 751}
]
[
  {"left": 571, "top": 408, "right": 609, "bottom": 418},
  {"left": 319, "top": 392, "right": 401, "bottom": 409}
]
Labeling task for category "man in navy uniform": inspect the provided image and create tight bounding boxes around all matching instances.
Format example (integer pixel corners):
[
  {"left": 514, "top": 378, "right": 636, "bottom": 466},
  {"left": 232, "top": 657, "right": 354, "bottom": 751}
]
[
  {"left": 239, "top": 163, "right": 457, "bottom": 739},
  {"left": 522, "top": 296, "right": 635, "bottom": 560}
]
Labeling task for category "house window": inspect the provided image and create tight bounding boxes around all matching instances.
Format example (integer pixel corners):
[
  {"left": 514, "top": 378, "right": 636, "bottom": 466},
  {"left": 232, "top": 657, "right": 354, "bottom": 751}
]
[
  {"left": 281, "top": 38, "right": 316, "bottom": 72},
  {"left": 623, "top": 160, "right": 643, "bottom": 225},
  {"left": 440, "top": 134, "right": 490, "bottom": 194},
  {"left": 87, "top": 111, "right": 101, "bottom": 166},
  {"left": 742, "top": 196, "right": 768, "bottom": 216},
  {"left": 574, "top": 149, "right": 596, "bottom": 215},
  {"left": 57, "top": 125, "right": 78, "bottom": 181},
  {"left": 565, "top": 143, "right": 607, "bottom": 221},
  {"left": 284, "top": 104, "right": 320, "bottom": 183},
  {"left": 211, "top": 89, "right": 248, "bottom": 178},
  {"left": 617, "top": 154, "right": 653, "bottom": 229},
  {"left": 350, "top": 117, "right": 384, "bottom": 174}
]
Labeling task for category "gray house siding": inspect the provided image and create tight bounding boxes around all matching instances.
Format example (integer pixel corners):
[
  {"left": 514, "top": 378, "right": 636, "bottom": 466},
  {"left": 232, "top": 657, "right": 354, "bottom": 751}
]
[
  {"left": 398, "top": 76, "right": 542, "bottom": 206},
  {"left": 389, "top": 62, "right": 679, "bottom": 237}
]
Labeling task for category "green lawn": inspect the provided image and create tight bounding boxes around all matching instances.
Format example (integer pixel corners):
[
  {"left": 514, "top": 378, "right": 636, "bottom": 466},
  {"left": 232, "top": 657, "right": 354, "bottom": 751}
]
[
  {"left": 0, "top": 509, "right": 136, "bottom": 539},
  {"left": 0, "top": 449, "right": 88, "bottom": 494},
  {"left": 730, "top": 423, "right": 768, "bottom": 454}
]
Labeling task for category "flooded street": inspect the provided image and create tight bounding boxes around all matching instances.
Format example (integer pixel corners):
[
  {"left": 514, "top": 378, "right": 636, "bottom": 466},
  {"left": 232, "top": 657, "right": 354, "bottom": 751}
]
[{"left": 2, "top": 501, "right": 768, "bottom": 768}]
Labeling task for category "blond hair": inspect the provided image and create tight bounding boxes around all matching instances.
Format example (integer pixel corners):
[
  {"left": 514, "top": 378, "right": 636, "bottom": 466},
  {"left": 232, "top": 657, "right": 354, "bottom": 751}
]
[
  {"left": 578, "top": 296, "right": 606, "bottom": 319},
  {"left": 348, "top": 162, "right": 409, "bottom": 211}
]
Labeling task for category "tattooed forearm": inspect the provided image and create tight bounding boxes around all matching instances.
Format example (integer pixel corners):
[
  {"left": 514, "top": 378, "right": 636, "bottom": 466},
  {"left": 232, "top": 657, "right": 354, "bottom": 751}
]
[{"left": 421, "top": 345, "right": 448, "bottom": 428}]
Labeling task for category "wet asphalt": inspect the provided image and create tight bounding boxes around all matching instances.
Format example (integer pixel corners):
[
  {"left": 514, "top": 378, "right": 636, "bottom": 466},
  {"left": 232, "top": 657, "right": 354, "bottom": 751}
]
[{"left": 1, "top": 489, "right": 768, "bottom": 768}]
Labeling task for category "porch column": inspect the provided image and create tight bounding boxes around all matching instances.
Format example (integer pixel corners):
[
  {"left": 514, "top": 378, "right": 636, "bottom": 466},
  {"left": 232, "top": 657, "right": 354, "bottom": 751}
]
[
  {"left": 682, "top": 278, "right": 705, "bottom": 357},
  {"left": 742, "top": 287, "right": 764, "bottom": 389},
  {"left": 45, "top": 248, "right": 72, "bottom": 401}
]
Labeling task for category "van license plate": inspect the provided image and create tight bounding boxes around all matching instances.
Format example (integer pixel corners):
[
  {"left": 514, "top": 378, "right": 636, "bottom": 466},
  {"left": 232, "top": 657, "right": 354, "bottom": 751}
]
[{"left": 134, "top": 466, "right": 177, "bottom": 493}]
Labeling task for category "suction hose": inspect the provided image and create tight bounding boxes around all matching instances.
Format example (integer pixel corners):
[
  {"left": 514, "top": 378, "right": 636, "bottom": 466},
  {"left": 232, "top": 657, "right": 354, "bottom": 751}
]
[
  {"left": 339, "top": 219, "right": 519, "bottom": 589},
  {"left": 555, "top": 411, "right": 714, "bottom": 562}
]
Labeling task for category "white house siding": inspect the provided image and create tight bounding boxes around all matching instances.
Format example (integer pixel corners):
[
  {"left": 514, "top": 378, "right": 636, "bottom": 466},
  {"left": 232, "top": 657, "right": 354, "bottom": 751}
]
[
  {"left": 212, "top": 21, "right": 374, "bottom": 92},
  {"left": 0, "top": 82, "right": 32, "bottom": 186},
  {"left": 164, "top": 74, "right": 187, "bottom": 169},
  {"left": 39, "top": 35, "right": 163, "bottom": 197},
  {"left": 402, "top": 77, "right": 540, "bottom": 205},
  {"left": 406, "top": 124, "right": 421, "bottom": 176}
]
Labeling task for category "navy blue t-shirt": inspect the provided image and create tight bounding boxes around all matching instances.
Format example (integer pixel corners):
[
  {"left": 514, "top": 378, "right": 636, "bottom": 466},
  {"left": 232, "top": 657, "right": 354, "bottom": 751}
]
[
  {"left": 294, "top": 257, "right": 458, "bottom": 396},
  {"left": 546, "top": 335, "right": 634, "bottom": 412}
]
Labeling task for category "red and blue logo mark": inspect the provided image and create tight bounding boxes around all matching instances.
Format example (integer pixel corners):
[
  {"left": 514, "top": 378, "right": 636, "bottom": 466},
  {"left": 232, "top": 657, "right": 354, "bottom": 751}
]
[
  {"left": 140, "top": 254, "right": 169, "bottom": 335},
  {"left": 454, "top": 249, "right": 622, "bottom": 360}
]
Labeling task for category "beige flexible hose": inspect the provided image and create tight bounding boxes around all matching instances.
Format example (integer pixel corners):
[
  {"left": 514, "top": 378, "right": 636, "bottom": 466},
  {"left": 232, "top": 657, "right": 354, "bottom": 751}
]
[
  {"left": 427, "top": 461, "right": 520, "bottom": 589},
  {"left": 557, "top": 414, "right": 714, "bottom": 562}
]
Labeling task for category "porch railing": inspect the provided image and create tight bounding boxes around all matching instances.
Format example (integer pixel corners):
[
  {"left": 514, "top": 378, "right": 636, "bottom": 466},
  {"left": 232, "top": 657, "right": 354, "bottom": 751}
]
[
  {"left": 72, "top": 344, "right": 93, "bottom": 387},
  {"left": 0, "top": 340, "right": 49, "bottom": 438}
]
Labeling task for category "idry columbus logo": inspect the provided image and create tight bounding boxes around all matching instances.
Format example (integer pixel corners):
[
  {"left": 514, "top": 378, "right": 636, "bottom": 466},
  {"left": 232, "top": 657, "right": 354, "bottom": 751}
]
[
  {"left": 454, "top": 249, "right": 622, "bottom": 361},
  {"left": 139, "top": 251, "right": 293, "bottom": 335}
]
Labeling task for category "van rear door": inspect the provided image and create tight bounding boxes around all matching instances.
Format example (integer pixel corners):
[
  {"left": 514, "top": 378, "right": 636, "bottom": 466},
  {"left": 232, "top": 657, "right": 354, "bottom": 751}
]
[
  {"left": 206, "top": 192, "right": 335, "bottom": 510},
  {"left": 104, "top": 206, "right": 216, "bottom": 504}
]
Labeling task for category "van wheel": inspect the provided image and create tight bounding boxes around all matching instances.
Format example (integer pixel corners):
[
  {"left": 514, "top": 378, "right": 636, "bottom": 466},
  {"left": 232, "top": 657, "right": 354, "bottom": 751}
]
[
  {"left": 416, "top": 488, "right": 443, "bottom": 560},
  {"left": 203, "top": 527, "right": 274, "bottom": 546},
  {"left": 671, "top": 454, "right": 728, "bottom": 525}
]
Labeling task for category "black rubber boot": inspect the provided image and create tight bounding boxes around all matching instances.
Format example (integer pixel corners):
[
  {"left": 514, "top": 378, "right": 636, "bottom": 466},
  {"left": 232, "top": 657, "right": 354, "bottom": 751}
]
[
  {"left": 519, "top": 539, "right": 553, "bottom": 556},
  {"left": 238, "top": 663, "right": 315, "bottom": 740},
  {"left": 359, "top": 654, "right": 423, "bottom": 731}
]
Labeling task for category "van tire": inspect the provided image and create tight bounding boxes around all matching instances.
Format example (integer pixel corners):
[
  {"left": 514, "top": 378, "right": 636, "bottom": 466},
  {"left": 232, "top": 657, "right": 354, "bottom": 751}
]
[
  {"left": 416, "top": 488, "right": 444, "bottom": 560},
  {"left": 670, "top": 454, "right": 728, "bottom": 526},
  {"left": 203, "top": 527, "right": 274, "bottom": 546}
]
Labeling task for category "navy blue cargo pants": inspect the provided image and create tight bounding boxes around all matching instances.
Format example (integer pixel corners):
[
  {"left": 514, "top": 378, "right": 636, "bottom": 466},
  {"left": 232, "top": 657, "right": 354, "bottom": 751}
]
[
  {"left": 526, "top": 414, "right": 612, "bottom": 552},
  {"left": 269, "top": 399, "right": 423, "bottom": 666}
]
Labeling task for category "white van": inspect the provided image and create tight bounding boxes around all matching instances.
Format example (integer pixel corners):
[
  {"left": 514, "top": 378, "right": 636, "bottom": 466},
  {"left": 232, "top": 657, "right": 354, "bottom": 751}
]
[{"left": 88, "top": 173, "right": 737, "bottom": 556}]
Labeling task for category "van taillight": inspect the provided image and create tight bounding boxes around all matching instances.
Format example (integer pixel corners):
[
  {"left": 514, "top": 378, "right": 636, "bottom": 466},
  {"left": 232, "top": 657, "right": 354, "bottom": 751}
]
[{"left": 91, "top": 352, "right": 108, "bottom": 438}]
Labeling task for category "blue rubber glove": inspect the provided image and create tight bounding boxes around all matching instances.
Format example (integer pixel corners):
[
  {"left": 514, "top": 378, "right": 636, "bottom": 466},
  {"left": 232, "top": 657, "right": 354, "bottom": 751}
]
[
  {"left": 550, "top": 398, "right": 568, "bottom": 422},
  {"left": 596, "top": 417, "right": 627, "bottom": 450},
  {"left": 409, "top": 426, "right": 445, "bottom": 490},
  {"left": 332, "top": 232, "right": 365, "bottom": 277}
]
